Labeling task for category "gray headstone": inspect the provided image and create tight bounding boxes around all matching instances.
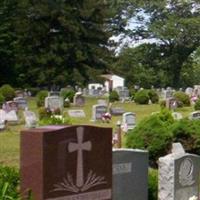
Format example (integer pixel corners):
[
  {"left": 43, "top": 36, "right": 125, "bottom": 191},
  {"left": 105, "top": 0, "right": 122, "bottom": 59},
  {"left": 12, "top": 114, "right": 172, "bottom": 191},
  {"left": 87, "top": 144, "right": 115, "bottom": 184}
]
[
  {"left": 110, "top": 107, "right": 124, "bottom": 116},
  {"left": 23, "top": 110, "right": 37, "bottom": 128},
  {"left": 189, "top": 111, "right": 200, "bottom": 120},
  {"left": 49, "top": 91, "right": 60, "bottom": 97},
  {"left": 113, "top": 149, "right": 148, "bottom": 200},
  {"left": 121, "top": 112, "right": 136, "bottom": 132},
  {"left": 45, "top": 96, "right": 63, "bottom": 111},
  {"left": 73, "top": 92, "right": 85, "bottom": 106},
  {"left": 158, "top": 143, "right": 200, "bottom": 200},
  {"left": 92, "top": 104, "right": 107, "bottom": 121},
  {"left": 68, "top": 110, "right": 86, "bottom": 118},
  {"left": 14, "top": 97, "right": 28, "bottom": 109}
]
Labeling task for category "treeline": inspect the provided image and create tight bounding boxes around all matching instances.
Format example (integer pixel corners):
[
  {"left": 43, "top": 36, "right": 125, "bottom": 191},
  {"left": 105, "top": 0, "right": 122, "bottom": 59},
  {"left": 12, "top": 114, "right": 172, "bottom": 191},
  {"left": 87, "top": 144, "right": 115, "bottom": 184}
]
[{"left": 1, "top": 0, "right": 200, "bottom": 89}]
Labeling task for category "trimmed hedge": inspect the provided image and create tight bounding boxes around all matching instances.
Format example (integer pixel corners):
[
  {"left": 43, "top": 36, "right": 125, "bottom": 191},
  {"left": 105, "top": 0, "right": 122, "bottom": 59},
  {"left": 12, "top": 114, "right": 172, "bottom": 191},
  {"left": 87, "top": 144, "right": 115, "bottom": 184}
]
[
  {"left": 109, "top": 90, "right": 119, "bottom": 102},
  {"left": 194, "top": 99, "right": 200, "bottom": 110},
  {"left": 36, "top": 90, "right": 48, "bottom": 107},
  {"left": 173, "top": 91, "right": 190, "bottom": 106}
]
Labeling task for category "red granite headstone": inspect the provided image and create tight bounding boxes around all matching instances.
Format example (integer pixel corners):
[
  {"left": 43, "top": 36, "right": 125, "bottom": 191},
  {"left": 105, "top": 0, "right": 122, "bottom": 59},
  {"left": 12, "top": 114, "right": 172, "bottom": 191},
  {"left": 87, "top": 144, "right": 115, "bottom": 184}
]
[{"left": 20, "top": 125, "right": 112, "bottom": 200}]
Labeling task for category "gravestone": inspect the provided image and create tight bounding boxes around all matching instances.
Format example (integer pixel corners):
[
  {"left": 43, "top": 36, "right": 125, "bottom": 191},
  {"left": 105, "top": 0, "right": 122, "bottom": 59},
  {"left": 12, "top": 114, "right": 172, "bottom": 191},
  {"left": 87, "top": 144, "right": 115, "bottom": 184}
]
[
  {"left": 158, "top": 143, "right": 200, "bottom": 200},
  {"left": 68, "top": 110, "right": 86, "bottom": 118},
  {"left": 189, "top": 111, "right": 200, "bottom": 120},
  {"left": 92, "top": 105, "right": 107, "bottom": 121},
  {"left": 121, "top": 112, "right": 136, "bottom": 132},
  {"left": 97, "top": 99, "right": 107, "bottom": 106},
  {"left": 110, "top": 107, "right": 124, "bottom": 116},
  {"left": 115, "top": 87, "right": 129, "bottom": 101},
  {"left": 6, "top": 110, "right": 18, "bottom": 124},
  {"left": 73, "top": 92, "right": 85, "bottom": 106},
  {"left": 185, "top": 87, "right": 193, "bottom": 97},
  {"left": 172, "top": 112, "right": 183, "bottom": 120},
  {"left": 49, "top": 91, "right": 60, "bottom": 97},
  {"left": 163, "top": 87, "right": 173, "bottom": 99},
  {"left": 3, "top": 101, "right": 18, "bottom": 112},
  {"left": 0, "top": 109, "right": 6, "bottom": 129},
  {"left": 14, "top": 97, "right": 28, "bottom": 109},
  {"left": 45, "top": 96, "right": 63, "bottom": 111},
  {"left": 112, "top": 149, "right": 148, "bottom": 200},
  {"left": 21, "top": 125, "right": 112, "bottom": 200},
  {"left": 23, "top": 110, "right": 38, "bottom": 128},
  {"left": 166, "top": 97, "right": 177, "bottom": 110}
]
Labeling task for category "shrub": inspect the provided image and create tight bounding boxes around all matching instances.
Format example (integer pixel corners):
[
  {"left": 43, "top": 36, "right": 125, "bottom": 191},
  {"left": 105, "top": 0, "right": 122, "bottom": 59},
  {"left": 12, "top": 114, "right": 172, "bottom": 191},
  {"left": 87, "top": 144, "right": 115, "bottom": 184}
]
[
  {"left": 38, "top": 107, "right": 52, "bottom": 120},
  {"left": 160, "top": 100, "right": 166, "bottom": 108},
  {"left": 36, "top": 90, "right": 48, "bottom": 107},
  {"left": 39, "top": 115, "right": 71, "bottom": 126},
  {"left": 60, "top": 89, "right": 75, "bottom": 103},
  {"left": 148, "top": 169, "right": 158, "bottom": 200},
  {"left": 134, "top": 89, "right": 149, "bottom": 104},
  {"left": 109, "top": 91, "right": 119, "bottom": 102},
  {"left": 0, "top": 84, "right": 15, "bottom": 101},
  {"left": 0, "top": 93, "right": 5, "bottom": 106},
  {"left": 171, "top": 119, "right": 200, "bottom": 154},
  {"left": 194, "top": 99, "right": 200, "bottom": 110},
  {"left": 148, "top": 90, "right": 159, "bottom": 104},
  {"left": 173, "top": 91, "right": 190, "bottom": 106},
  {"left": 0, "top": 165, "right": 19, "bottom": 199},
  {"left": 126, "top": 109, "right": 173, "bottom": 167}
]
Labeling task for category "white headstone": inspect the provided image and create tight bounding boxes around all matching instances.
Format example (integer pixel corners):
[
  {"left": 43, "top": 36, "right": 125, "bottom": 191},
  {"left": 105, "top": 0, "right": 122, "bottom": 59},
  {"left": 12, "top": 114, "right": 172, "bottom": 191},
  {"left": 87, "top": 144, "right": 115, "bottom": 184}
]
[
  {"left": 45, "top": 96, "right": 63, "bottom": 111},
  {"left": 121, "top": 112, "right": 136, "bottom": 132},
  {"left": 68, "top": 110, "right": 86, "bottom": 118},
  {"left": 24, "top": 110, "right": 37, "bottom": 128},
  {"left": 6, "top": 110, "right": 18, "bottom": 124}
]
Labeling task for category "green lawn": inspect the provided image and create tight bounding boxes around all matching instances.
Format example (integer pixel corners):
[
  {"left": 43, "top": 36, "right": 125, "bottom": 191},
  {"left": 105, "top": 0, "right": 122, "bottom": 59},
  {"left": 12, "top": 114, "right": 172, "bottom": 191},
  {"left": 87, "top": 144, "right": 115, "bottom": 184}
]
[{"left": 0, "top": 97, "right": 194, "bottom": 168}]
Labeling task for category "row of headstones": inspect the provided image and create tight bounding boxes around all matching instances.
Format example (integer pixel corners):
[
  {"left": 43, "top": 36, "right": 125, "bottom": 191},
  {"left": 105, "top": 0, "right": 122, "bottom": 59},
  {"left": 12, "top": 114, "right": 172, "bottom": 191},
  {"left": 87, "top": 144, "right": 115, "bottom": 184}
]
[{"left": 20, "top": 126, "right": 200, "bottom": 200}]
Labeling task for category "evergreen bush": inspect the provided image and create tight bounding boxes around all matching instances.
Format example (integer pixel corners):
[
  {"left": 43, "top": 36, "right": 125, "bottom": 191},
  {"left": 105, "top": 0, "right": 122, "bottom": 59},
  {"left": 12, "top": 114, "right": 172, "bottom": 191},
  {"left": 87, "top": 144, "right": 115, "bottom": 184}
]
[
  {"left": 194, "top": 98, "right": 200, "bottom": 110},
  {"left": 109, "top": 91, "right": 119, "bottom": 102},
  {"left": 148, "top": 169, "right": 158, "bottom": 200},
  {"left": 36, "top": 90, "right": 48, "bottom": 107},
  {"left": 173, "top": 91, "right": 190, "bottom": 106},
  {"left": 148, "top": 90, "right": 159, "bottom": 103},
  {"left": 0, "top": 93, "right": 5, "bottom": 106},
  {"left": 134, "top": 89, "right": 149, "bottom": 104},
  {"left": 0, "top": 84, "right": 15, "bottom": 101},
  {"left": 171, "top": 119, "right": 200, "bottom": 154},
  {"left": 60, "top": 89, "right": 75, "bottom": 103},
  {"left": 126, "top": 109, "right": 173, "bottom": 167}
]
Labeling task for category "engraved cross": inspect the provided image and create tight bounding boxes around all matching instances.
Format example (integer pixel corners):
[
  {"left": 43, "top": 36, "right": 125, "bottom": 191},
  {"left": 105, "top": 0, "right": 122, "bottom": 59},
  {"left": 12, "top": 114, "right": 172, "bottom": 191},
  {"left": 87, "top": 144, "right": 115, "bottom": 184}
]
[{"left": 68, "top": 127, "right": 92, "bottom": 187}]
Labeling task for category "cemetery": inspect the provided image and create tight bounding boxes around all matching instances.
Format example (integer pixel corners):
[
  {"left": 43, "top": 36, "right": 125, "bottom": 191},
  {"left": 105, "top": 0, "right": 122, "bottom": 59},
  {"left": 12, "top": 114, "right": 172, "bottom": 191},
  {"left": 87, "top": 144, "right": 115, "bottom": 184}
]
[
  {"left": 0, "top": 1, "right": 200, "bottom": 199},
  {"left": 1, "top": 84, "right": 200, "bottom": 200}
]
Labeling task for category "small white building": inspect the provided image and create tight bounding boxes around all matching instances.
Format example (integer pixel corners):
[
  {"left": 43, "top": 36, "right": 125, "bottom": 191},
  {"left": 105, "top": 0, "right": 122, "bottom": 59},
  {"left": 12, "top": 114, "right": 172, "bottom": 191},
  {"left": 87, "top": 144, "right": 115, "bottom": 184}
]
[{"left": 101, "top": 74, "right": 124, "bottom": 92}]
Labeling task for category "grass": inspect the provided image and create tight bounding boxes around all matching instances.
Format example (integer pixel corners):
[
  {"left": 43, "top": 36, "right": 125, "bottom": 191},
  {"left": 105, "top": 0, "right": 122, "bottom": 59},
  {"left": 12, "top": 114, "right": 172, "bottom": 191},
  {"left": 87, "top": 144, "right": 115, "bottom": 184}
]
[{"left": 0, "top": 96, "right": 195, "bottom": 168}]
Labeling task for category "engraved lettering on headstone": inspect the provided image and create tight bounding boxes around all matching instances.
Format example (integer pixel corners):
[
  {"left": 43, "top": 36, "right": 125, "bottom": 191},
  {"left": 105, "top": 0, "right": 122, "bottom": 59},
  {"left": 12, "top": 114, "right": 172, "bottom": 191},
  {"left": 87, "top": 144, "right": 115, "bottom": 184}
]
[{"left": 113, "top": 163, "right": 132, "bottom": 175}]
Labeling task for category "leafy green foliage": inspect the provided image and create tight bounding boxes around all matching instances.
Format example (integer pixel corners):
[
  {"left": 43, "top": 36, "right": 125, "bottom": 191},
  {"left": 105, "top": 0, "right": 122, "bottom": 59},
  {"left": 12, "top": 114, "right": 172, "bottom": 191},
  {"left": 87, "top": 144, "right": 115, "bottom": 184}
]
[
  {"left": 134, "top": 90, "right": 149, "bottom": 105},
  {"left": 36, "top": 90, "right": 48, "bottom": 107},
  {"left": 60, "top": 89, "right": 75, "bottom": 103},
  {"left": 0, "top": 93, "right": 5, "bottom": 106},
  {"left": 126, "top": 109, "right": 173, "bottom": 167},
  {"left": 173, "top": 91, "right": 190, "bottom": 106},
  {"left": 0, "top": 165, "right": 19, "bottom": 199},
  {"left": 109, "top": 90, "right": 119, "bottom": 102},
  {"left": 171, "top": 119, "right": 200, "bottom": 155},
  {"left": 39, "top": 115, "right": 71, "bottom": 126},
  {"left": 148, "top": 169, "right": 158, "bottom": 200},
  {"left": 0, "top": 84, "right": 15, "bottom": 101},
  {"left": 194, "top": 99, "right": 200, "bottom": 110},
  {"left": 148, "top": 90, "right": 159, "bottom": 104}
]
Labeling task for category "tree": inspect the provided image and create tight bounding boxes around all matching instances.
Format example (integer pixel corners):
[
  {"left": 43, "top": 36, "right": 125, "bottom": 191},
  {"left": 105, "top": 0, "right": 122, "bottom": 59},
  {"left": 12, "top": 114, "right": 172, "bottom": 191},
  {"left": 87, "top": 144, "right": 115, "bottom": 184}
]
[
  {"left": 15, "top": 0, "right": 114, "bottom": 87},
  {"left": 115, "top": 0, "right": 200, "bottom": 88},
  {"left": 0, "top": 0, "right": 18, "bottom": 86}
]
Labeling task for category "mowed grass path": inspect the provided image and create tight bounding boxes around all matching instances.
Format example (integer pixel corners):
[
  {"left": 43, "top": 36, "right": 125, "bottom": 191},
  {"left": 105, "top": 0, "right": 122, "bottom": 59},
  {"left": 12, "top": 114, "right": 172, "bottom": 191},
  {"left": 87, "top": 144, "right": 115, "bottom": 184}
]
[{"left": 0, "top": 97, "right": 194, "bottom": 168}]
